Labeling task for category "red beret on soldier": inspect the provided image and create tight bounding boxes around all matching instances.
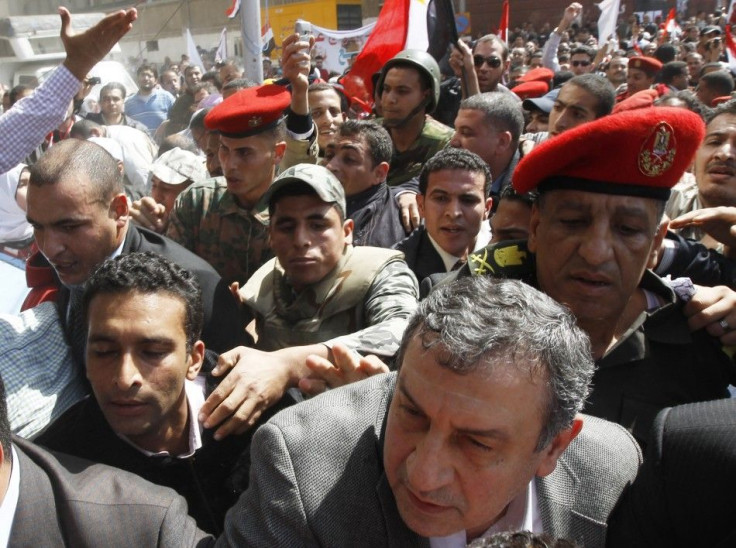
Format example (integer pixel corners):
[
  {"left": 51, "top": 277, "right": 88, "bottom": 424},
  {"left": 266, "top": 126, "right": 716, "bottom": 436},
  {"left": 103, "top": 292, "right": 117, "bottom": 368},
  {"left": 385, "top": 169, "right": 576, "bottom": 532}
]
[
  {"left": 513, "top": 80, "right": 550, "bottom": 100},
  {"left": 205, "top": 84, "right": 291, "bottom": 138},
  {"left": 514, "top": 107, "right": 705, "bottom": 200},
  {"left": 628, "top": 56, "right": 663, "bottom": 77}
]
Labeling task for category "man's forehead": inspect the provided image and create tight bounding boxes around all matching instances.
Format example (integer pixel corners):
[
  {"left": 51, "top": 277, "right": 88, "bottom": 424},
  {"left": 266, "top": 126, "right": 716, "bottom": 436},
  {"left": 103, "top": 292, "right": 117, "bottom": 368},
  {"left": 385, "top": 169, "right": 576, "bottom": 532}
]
[
  {"left": 333, "top": 135, "right": 367, "bottom": 151},
  {"left": 427, "top": 169, "right": 485, "bottom": 191},
  {"left": 272, "top": 194, "right": 336, "bottom": 218},
  {"left": 706, "top": 112, "right": 736, "bottom": 133},
  {"left": 541, "top": 189, "right": 660, "bottom": 215},
  {"left": 309, "top": 88, "right": 341, "bottom": 104}
]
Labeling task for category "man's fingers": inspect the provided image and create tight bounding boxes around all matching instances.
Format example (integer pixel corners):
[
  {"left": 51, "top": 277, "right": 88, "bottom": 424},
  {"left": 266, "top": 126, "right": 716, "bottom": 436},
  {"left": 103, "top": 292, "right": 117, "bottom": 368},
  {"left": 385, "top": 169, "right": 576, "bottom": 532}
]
[
  {"left": 331, "top": 343, "right": 360, "bottom": 372},
  {"left": 359, "top": 354, "right": 390, "bottom": 375},
  {"left": 409, "top": 203, "right": 421, "bottom": 230},
  {"left": 58, "top": 7, "right": 72, "bottom": 40},
  {"left": 305, "top": 354, "right": 343, "bottom": 386}
]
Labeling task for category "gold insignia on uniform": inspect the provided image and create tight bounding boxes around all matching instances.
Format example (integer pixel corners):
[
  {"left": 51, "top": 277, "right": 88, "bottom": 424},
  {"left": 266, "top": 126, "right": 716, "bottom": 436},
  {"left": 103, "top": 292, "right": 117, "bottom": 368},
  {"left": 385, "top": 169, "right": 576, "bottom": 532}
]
[
  {"left": 470, "top": 249, "right": 494, "bottom": 276},
  {"left": 248, "top": 116, "right": 262, "bottom": 128},
  {"left": 494, "top": 245, "right": 527, "bottom": 267},
  {"left": 638, "top": 121, "right": 676, "bottom": 177}
]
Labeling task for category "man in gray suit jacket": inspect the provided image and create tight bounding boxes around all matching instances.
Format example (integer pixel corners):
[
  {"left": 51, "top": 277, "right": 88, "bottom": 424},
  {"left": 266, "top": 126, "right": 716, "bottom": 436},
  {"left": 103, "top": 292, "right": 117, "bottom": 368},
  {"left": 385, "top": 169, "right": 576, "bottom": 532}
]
[
  {"left": 217, "top": 276, "right": 642, "bottom": 548},
  {"left": 0, "top": 373, "right": 213, "bottom": 547}
]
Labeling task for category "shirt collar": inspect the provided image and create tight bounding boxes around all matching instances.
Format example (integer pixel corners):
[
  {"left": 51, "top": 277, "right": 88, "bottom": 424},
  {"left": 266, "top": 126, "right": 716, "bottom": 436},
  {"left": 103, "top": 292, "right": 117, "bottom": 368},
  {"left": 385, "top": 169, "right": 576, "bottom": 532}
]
[
  {"left": 427, "top": 232, "right": 463, "bottom": 272},
  {"left": 428, "top": 480, "right": 540, "bottom": 548}
]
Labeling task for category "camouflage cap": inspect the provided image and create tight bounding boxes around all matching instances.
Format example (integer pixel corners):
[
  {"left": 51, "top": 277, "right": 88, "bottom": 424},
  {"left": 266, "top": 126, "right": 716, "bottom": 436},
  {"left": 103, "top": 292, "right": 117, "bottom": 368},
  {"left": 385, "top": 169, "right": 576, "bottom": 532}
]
[
  {"left": 150, "top": 147, "right": 208, "bottom": 186},
  {"left": 261, "top": 163, "right": 346, "bottom": 218}
]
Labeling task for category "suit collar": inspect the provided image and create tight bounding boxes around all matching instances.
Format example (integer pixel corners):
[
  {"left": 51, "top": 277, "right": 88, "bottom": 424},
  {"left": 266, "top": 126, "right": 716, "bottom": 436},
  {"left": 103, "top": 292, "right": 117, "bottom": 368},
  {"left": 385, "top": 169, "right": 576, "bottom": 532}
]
[{"left": 9, "top": 438, "right": 65, "bottom": 545}]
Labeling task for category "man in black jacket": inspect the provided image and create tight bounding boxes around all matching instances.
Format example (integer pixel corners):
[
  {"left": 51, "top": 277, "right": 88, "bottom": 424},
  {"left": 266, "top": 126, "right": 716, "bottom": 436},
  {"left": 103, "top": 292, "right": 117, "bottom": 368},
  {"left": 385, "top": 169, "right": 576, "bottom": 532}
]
[
  {"left": 37, "top": 253, "right": 284, "bottom": 535},
  {"left": 25, "top": 138, "right": 246, "bottom": 364},
  {"left": 324, "top": 120, "right": 407, "bottom": 248}
]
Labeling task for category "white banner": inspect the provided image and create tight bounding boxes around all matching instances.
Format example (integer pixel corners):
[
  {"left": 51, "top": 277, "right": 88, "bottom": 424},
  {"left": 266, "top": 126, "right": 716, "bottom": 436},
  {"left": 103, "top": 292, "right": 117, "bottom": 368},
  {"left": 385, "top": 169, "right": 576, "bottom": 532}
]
[
  {"left": 310, "top": 22, "right": 376, "bottom": 76},
  {"left": 596, "top": 0, "right": 621, "bottom": 43}
]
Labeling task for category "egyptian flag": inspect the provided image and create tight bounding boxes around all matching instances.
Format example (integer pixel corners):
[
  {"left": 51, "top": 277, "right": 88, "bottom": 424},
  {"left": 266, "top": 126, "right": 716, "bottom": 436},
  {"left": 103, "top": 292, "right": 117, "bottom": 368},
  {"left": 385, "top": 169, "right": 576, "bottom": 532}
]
[
  {"left": 262, "top": 22, "right": 276, "bottom": 56},
  {"left": 663, "top": 8, "right": 680, "bottom": 41},
  {"left": 225, "top": 0, "right": 240, "bottom": 19},
  {"left": 341, "top": 0, "right": 457, "bottom": 106},
  {"left": 498, "top": 0, "right": 509, "bottom": 44}
]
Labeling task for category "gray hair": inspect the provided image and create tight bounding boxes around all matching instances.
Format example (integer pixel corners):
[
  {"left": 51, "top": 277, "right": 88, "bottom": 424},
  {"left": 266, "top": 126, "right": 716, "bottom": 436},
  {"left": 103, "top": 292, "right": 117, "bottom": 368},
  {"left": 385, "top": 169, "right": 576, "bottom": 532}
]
[
  {"left": 460, "top": 92, "right": 525, "bottom": 147},
  {"left": 397, "top": 277, "right": 594, "bottom": 450}
]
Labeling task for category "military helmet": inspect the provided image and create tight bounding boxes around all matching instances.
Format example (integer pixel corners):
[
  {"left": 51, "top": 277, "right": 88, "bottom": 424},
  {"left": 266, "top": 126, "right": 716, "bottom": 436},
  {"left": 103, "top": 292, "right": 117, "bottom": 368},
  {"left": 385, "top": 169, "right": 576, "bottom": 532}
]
[{"left": 376, "top": 49, "right": 441, "bottom": 113}]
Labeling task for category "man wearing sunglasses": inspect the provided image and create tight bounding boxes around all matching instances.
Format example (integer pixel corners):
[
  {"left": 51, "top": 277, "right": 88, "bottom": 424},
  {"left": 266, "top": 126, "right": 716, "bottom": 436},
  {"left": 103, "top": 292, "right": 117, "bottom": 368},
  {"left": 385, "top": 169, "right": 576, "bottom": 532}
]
[{"left": 569, "top": 46, "right": 596, "bottom": 76}]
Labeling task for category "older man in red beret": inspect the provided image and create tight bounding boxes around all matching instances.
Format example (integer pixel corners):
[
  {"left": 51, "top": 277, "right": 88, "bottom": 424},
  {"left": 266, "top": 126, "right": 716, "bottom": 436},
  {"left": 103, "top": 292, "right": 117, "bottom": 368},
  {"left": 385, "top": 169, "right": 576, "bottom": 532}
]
[{"left": 434, "top": 107, "right": 736, "bottom": 446}]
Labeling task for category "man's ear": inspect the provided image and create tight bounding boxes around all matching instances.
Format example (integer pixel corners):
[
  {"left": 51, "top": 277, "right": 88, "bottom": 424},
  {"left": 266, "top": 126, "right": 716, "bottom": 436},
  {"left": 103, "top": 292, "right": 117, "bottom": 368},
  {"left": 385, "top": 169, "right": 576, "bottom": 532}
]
[
  {"left": 110, "top": 194, "right": 129, "bottom": 227},
  {"left": 273, "top": 141, "right": 287, "bottom": 166},
  {"left": 497, "top": 130, "right": 513, "bottom": 151},
  {"left": 373, "top": 161, "right": 390, "bottom": 185},
  {"left": 89, "top": 127, "right": 103, "bottom": 138},
  {"left": 648, "top": 219, "right": 669, "bottom": 270},
  {"left": 186, "top": 340, "right": 205, "bottom": 380},
  {"left": 416, "top": 193, "right": 425, "bottom": 218},
  {"left": 483, "top": 197, "right": 493, "bottom": 220},
  {"left": 527, "top": 203, "right": 541, "bottom": 252},
  {"left": 343, "top": 218, "right": 354, "bottom": 245},
  {"left": 535, "top": 417, "right": 583, "bottom": 477}
]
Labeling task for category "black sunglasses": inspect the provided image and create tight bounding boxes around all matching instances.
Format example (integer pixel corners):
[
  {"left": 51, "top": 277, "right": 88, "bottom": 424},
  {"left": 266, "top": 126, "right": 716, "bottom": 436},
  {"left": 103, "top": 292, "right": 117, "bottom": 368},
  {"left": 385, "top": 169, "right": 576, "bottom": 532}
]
[
  {"left": 572, "top": 60, "right": 591, "bottom": 67},
  {"left": 473, "top": 54, "right": 502, "bottom": 69}
]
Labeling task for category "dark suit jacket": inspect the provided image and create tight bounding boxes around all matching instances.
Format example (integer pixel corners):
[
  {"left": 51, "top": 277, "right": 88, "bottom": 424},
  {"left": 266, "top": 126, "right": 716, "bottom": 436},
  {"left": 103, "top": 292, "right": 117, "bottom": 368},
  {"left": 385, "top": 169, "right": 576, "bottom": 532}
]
[
  {"left": 393, "top": 226, "right": 446, "bottom": 284},
  {"left": 59, "top": 224, "right": 248, "bottom": 365},
  {"left": 9, "top": 436, "right": 214, "bottom": 547},
  {"left": 216, "top": 374, "right": 642, "bottom": 548},
  {"left": 607, "top": 399, "right": 736, "bottom": 548}
]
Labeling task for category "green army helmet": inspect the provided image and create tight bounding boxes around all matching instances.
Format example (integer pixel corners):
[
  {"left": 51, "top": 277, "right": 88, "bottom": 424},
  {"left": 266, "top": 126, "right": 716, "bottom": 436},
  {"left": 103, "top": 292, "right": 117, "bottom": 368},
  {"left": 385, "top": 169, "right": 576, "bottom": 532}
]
[{"left": 376, "top": 49, "right": 441, "bottom": 113}]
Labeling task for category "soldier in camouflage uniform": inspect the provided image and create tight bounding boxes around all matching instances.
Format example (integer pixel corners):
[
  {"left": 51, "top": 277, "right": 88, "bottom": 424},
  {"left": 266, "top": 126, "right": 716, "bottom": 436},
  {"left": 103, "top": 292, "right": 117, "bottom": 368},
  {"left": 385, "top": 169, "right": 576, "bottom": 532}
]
[
  {"left": 166, "top": 45, "right": 320, "bottom": 284},
  {"left": 377, "top": 50, "right": 454, "bottom": 188},
  {"left": 166, "top": 85, "right": 290, "bottom": 284},
  {"left": 197, "top": 164, "right": 419, "bottom": 437}
]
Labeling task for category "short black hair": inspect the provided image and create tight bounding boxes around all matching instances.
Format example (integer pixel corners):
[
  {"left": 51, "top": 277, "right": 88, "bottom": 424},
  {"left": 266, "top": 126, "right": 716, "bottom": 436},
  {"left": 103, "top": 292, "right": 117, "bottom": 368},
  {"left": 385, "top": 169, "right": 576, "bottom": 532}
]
[
  {"left": 137, "top": 63, "right": 158, "bottom": 78},
  {"left": 82, "top": 252, "right": 203, "bottom": 351},
  {"left": 660, "top": 61, "right": 688, "bottom": 84},
  {"left": 570, "top": 45, "right": 595, "bottom": 61},
  {"left": 419, "top": 147, "right": 492, "bottom": 197},
  {"left": 700, "top": 71, "right": 735, "bottom": 97},
  {"left": 334, "top": 120, "right": 392, "bottom": 166},
  {"left": 100, "top": 81, "right": 127, "bottom": 100},
  {"left": 9, "top": 84, "right": 30, "bottom": 106},
  {"left": 563, "top": 74, "right": 616, "bottom": 118}
]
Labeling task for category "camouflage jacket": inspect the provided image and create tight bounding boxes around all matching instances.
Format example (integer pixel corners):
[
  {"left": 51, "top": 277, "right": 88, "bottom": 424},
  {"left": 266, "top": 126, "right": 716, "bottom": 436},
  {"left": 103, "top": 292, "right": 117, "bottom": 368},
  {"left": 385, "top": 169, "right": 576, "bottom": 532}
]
[
  {"left": 239, "top": 245, "right": 418, "bottom": 360},
  {"left": 385, "top": 116, "right": 454, "bottom": 187},
  {"left": 166, "top": 177, "right": 273, "bottom": 284}
]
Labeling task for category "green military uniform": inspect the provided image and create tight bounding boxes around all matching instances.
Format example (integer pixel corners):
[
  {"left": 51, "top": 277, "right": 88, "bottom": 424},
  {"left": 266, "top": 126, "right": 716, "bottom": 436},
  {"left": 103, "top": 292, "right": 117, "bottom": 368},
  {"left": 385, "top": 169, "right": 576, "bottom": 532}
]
[
  {"left": 166, "top": 177, "right": 272, "bottom": 284},
  {"left": 428, "top": 240, "right": 736, "bottom": 447},
  {"left": 240, "top": 245, "right": 418, "bottom": 359},
  {"left": 385, "top": 116, "right": 453, "bottom": 187}
]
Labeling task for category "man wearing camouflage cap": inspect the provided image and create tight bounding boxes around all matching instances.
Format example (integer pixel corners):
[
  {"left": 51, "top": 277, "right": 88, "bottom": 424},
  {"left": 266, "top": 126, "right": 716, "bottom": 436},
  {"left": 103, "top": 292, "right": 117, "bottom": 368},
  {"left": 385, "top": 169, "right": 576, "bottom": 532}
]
[
  {"left": 198, "top": 163, "right": 419, "bottom": 436},
  {"left": 130, "top": 147, "right": 208, "bottom": 234},
  {"left": 430, "top": 106, "right": 736, "bottom": 446}
]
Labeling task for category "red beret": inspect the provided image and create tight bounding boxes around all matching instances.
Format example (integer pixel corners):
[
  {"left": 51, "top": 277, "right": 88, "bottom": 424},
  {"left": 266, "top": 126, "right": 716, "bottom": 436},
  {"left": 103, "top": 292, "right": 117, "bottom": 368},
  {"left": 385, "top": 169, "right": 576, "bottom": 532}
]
[
  {"left": 513, "top": 107, "right": 705, "bottom": 200},
  {"left": 612, "top": 89, "right": 659, "bottom": 114},
  {"left": 628, "top": 56, "right": 663, "bottom": 77},
  {"left": 518, "top": 67, "right": 554, "bottom": 84},
  {"left": 513, "top": 81, "right": 550, "bottom": 100},
  {"left": 205, "top": 84, "right": 291, "bottom": 138}
]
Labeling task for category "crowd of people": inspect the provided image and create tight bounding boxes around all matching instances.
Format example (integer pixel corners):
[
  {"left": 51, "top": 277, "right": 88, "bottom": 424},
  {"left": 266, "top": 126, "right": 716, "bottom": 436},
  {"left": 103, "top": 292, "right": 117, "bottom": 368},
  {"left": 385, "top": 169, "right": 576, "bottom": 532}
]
[{"left": 1, "top": 3, "right": 735, "bottom": 547}]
